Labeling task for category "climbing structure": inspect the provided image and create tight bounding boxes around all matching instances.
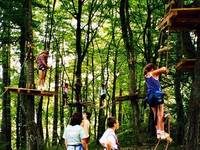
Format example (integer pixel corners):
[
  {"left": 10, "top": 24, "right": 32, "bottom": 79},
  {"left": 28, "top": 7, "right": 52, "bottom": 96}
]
[
  {"left": 157, "top": 7, "right": 200, "bottom": 71},
  {"left": 4, "top": 87, "right": 56, "bottom": 97},
  {"left": 157, "top": 8, "right": 200, "bottom": 32}
]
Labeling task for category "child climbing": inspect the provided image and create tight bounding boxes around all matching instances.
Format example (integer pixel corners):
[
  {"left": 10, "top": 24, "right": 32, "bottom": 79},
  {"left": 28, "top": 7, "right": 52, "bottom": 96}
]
[
  {"left": 36, "top": 50, "right": 49, "bottom": 90},
  {"left": 100, "top": 83, "right": 107, "bottom": 109},
  {"left": 63, "top": 83, "right": 69, "bottom": 106},
  {"left": 144, "top": 63, "right": 169, "bottom": 140}
]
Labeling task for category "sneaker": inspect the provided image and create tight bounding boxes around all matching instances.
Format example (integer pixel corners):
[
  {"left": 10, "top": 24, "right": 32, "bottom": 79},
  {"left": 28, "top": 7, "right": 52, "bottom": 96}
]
[
  {"left": 160, "top": 132, "right": 169, "bottom": 140},
  {"left": 164, "top": 113, "right": 170, "bottom": 119},
  {"left": 42, "top": 86, "right": 46, "bottom": 91},
  {"left": 38, "top": 85, "right": 42, "bottom": 90},
  {"left": 157, "top": 133, "right": 161, "bottom": 139}
]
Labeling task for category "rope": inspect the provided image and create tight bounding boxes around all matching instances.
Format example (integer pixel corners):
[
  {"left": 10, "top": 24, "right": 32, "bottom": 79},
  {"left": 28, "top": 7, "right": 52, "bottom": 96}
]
[
  {"left": 164, "top": 114, "right": 171, "bottom": 150},
  {"left": 154, "top": 139, "right": 161, "bottom": 150},
  {"left": 165, "top": 27, "right": 171, "bottom": 68},
  {"left": 158, "top": 31, "right": 164, "bottom": 68},
  {"left": 0, "top": 88, "right": 9, "bottom": 98}
]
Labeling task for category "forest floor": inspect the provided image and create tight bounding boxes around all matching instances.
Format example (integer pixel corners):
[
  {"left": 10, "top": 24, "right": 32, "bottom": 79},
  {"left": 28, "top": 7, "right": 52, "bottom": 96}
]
[{"left": 89, "top": 124, "right": 183, "bottom": 150}]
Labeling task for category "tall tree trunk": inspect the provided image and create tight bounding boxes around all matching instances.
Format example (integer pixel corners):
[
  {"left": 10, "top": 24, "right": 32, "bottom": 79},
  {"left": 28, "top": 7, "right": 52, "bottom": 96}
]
[
  {"left": 175, "top": 33, "right": 185, "bottom": 145},
  {"left": 36, "top": 96, "right": 44, "bottom": 149},
  {"left": 92, "top": 44, "right": 97, "bottom": 140},
  {"left": 97, "top": 108, "right": 106, "bottom": 144},
  {"left": 52, "top": 49, "right": 60, "bottom": 146},
  {"left": 22, "top": 0, "right": 37, "bottom": 149},
  {"left": 75, "top": 0, "right": 84, "bottom": 113},
  {"left": 1, "top": 32, "right": 11, "bottom": 150},
  {"left": 118, "top": 89, "right": 123, "bottom": 125},
  {"left": 16, "top": 25, "right": 27, "bottom": 150},
  {"left": 45, "top": 68, "right": 52, "bottom": 147},
  {"left": 185, "top": 32, "right": 200, "bottom": 150},
  {"left": 111, "top": 50, "right": 118, "bottom": 117},
  {"left": 120, "top": 0, "right": 140, "bottom": 143}
]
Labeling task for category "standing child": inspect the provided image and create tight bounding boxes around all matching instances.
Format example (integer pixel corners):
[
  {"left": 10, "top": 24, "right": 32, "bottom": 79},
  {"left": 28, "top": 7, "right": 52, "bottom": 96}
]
[
  {"left": 144, "top": 63, "right": 169, "bottom": 140},
  {"left": 81, "top": 112, "right": 91, "bottom": 150},
  {"left": 36, "top": 50, "right": 49, "bottom": 90},
  {"left": 99, "top": 117, "right": 120, "bottom": 150},
  {"left": 63, "top": 83, "right": 69, "bottom": 106}
]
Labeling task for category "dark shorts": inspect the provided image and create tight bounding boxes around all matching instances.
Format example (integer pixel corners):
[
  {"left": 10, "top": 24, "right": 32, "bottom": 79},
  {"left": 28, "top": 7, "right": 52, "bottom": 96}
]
[
  {"left": 63, "top": 93, "right": 68, "bottom": 99},
  {"left": 148, "top": 97, "right": 164, "bottom": 107},
  {"left": 38, "top": 65, "right": 47, "bottom": 71},
  {"left": 101, "top": 94, "right": 106, "bottom": 99},
  {"left": 148, "top": 92, "right": 164, "bottom": 107},
  {"left": 83, "top": 137, "right": 90, "bottom": 144}
]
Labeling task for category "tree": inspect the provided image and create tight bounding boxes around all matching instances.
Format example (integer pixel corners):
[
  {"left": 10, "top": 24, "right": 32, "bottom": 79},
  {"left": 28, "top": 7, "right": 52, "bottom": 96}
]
[
  {"left": 185, "top": 32, "right": 200, "bottom": 150},
  {"left": 120, "top": 0, "right": 140, "bottom": 143},
  {"left": 0, "top": 20, "right": 11, "bottom": 150}
]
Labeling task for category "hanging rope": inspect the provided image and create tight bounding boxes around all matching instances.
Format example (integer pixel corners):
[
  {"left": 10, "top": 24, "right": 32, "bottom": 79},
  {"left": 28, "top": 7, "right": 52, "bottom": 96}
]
[
  {"left": 0, "top": 88, "right": 9, "bottom": 98},
  {"left": 165, "top": 27, "right": 171, "bottom": 68},
  {"left": 158, "top": 28, "right": 171, "bottom": 68},
  {"left": 157, "top": 31, "right": 164, "bottom": 68}
]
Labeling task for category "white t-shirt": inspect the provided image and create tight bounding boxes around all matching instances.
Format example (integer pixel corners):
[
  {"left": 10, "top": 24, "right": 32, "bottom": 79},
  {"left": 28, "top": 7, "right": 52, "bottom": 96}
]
[
  {"left": 99, "top": 128, "right": 118, "bottom": 150},
  {"left": 63, "top": 125, "right": 85, "bottom": 149},
  {"left": 100, "top": 87, "right": 107, "bottom": 96}
]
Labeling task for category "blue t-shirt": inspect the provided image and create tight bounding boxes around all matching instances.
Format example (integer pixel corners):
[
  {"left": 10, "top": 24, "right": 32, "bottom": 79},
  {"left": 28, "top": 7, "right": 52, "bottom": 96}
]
[
  {"left": 63, "top": 125, "right": 85, "bottom": 149},
  {"left": 145, "top": 74, "right": 165, "bottom": 106},
  {"left": 145, "top": 75, "right": 161, "bottom": 95}
]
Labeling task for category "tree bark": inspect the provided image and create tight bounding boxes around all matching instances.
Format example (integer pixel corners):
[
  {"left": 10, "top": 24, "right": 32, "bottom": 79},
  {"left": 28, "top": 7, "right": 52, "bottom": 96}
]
[
  {"left": 22, "top": 0, "right": 37, "bottom": 149},
  {"left": 120, "top": 0, "right": 140, "bottom": 143},
  {"left": 118, "top": 89, "right": 123, "bottom": 125},
  {"left": 175, "top": 33, "right": 185, "bottom": 145},
  {"left": 1, "top": 32, "right": 11, "bottom": 150},
  {"left": 185, "top": 32, "right": 200, "bottom": 150},
  {"left": 52, "top": 50, "right": 60, "bottom": 146},
  {"left": 36, "top": 96, "right": 44, "bottom": 149},
  {"left": 16, "top": 25, "right": 27, "bottom": 150}
]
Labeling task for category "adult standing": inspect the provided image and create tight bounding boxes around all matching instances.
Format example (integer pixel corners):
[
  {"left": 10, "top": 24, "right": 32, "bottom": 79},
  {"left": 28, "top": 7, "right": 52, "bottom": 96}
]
[
  {"left": 63, "top": 112, "right": 86, "bottom": 150},
  {"left": 99, "top": 117, "right": 120, "bottom": 150}
]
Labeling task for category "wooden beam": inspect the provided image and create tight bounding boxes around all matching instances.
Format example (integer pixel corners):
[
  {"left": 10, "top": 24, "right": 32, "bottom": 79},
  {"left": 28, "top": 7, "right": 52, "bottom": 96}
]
[
  {"left": 157, "top": 8, "right": 200, "bottom": 31},
  {"left": 67, "top": 102, "right": 95, "bottom": 107},
  {"left": 115, "top": 93, "right": 145, "bottom": 102},
  {"left": 176, "top": 59, "right": 197, "bottom": 71},
  {"left": 4, "top": 87, "right": 56, "bottom": 97}
]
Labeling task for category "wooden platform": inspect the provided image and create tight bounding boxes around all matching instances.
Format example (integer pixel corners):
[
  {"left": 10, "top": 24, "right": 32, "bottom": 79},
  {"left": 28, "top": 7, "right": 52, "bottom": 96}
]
[
  {"left": 4, "top": 87, "right": 56, "bottom": 96},
  {"left": 157, "top": 8, "right": 200, "bottom": 31},
  {"left": 176, "top": 59, "right": 197, "bottom": 71},
  {"left": 115, "top": 93, "right": 145, "bottom": 102},
  {"left": 67, "top": 102, "right": 95, "bottom": 107}
]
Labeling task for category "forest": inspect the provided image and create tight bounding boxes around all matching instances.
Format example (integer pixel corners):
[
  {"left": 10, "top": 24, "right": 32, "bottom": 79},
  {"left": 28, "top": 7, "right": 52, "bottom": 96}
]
[{"left": 0, "top": 0, "right": 200, "bottom": 149}]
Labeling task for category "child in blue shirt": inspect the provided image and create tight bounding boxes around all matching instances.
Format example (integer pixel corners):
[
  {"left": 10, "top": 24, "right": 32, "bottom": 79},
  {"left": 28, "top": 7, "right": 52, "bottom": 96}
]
[{"left": 144, "top": 63, "right": 169, "bottom": 140}]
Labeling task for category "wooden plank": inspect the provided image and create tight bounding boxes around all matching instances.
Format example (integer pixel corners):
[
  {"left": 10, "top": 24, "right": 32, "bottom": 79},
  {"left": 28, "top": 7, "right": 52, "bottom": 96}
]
[
  {"left": 115, "top": 93, "right": 145, "bottom": 101},
  {"left": 176, "top": 59, "right": 197, "bottom": 71},
  {"left": 157, "top": 8, "right": 200, "bottom": 31},
  {"left": 4, "top": 87, "right": 56, "bottom": 96},
  {"left": 67, "top": 102, "right": 95, "bottom": 107}
]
